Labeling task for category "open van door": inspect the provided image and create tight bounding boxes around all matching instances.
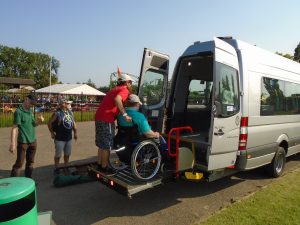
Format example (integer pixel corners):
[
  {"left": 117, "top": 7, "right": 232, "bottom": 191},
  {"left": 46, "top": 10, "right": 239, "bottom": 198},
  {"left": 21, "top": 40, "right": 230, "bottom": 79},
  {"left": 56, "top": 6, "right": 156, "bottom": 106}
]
[
  {"left": 208, "top": 38, "right": 241, "bottom": 170},
  {"left": 137, "top": 48, "right": 169, "bottom": 133}
]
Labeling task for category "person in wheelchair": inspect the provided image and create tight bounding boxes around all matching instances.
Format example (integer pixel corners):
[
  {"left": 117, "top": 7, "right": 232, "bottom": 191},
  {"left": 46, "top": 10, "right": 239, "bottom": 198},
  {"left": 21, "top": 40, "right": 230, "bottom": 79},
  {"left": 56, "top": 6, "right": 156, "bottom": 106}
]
[
  {"left": 117, "top": 94, "right": 159, "bottom": 140},
  {"left": 115, "top": 94, "right": 162, "bottom": 180}
]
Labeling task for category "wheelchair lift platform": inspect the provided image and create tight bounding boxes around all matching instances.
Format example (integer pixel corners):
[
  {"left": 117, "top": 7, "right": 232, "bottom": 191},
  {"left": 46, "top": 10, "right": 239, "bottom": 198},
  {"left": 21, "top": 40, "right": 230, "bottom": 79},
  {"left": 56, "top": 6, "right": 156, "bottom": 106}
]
[{"left": 88, "top": 165, "right": 173, "bottom": 199}]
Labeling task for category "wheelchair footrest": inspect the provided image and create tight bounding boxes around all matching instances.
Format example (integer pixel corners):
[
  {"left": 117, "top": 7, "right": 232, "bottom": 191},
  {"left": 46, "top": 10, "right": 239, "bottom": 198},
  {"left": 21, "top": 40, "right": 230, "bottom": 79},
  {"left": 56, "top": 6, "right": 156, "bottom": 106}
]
[{"left": 185, "top": 171, "right": 203, "bottom": 180}]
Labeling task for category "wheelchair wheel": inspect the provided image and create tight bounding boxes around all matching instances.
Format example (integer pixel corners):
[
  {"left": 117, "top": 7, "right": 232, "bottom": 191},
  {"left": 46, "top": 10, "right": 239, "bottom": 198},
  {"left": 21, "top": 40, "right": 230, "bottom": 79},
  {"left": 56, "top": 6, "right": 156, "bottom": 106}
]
[{"left": 131, "top": 140, "right": 161, "bottom": 180}]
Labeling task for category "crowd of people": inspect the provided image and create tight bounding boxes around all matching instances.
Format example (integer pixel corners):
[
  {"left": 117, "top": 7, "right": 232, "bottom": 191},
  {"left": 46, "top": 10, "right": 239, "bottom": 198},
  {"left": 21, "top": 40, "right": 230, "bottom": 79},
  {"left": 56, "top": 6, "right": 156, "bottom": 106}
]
[
  {"left": 1, "top": 93, "right": 100, "bottom": 113},
  {"left": 8, "top": 73, "right": 160, "bottom": 179}
]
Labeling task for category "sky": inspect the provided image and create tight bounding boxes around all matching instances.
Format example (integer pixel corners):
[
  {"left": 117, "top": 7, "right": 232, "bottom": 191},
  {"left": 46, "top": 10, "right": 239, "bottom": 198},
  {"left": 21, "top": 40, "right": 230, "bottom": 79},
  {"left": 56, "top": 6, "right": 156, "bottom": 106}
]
[{"left": 1, "top": 0, "right": 300, "bottom": 87}]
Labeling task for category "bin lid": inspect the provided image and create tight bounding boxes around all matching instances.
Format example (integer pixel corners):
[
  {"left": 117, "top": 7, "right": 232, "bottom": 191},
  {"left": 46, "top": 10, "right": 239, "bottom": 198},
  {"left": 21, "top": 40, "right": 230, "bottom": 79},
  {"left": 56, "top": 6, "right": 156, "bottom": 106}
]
[{"left": 0, "top": 177, "right": 36, "bottom": 204}]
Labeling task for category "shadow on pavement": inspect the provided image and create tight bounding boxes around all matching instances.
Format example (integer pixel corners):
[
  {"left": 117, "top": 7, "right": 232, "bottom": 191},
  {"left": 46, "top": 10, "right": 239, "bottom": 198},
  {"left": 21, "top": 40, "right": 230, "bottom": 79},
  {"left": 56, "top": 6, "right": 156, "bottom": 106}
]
[
  {"left": 24, "top": 161, "right": 245, "bottom": 225},
  {"left": 2, "top": 153, "right": 299, "bottom": 225}
]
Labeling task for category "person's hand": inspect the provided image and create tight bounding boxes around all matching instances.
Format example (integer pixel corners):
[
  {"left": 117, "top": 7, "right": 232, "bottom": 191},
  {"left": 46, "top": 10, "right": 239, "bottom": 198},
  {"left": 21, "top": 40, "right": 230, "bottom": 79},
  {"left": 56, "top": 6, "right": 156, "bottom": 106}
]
[
  {"left": 50, "top": 132, "right": 55, "bottom": 139},
  {"left": 37, "top": 114, "right": 44, "bottom": 124},
  {"left": 74, "top": 133, "right": 78, "bottom": 141},
  {"left": 9, "top": 143, "right": 16, "bottom": 154},
  {"left": 124, "top": 115, "right": 132, "bottom": 122},
  {"left": 154, "top": 132, "right": 160, "bottom": 139}
]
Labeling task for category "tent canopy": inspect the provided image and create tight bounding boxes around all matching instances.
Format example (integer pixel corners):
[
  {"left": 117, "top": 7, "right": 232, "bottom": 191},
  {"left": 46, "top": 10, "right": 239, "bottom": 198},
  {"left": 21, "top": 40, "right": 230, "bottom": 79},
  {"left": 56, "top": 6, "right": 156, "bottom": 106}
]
[{"left": 35, "top": 84, "right": 105, "bottom": 96}]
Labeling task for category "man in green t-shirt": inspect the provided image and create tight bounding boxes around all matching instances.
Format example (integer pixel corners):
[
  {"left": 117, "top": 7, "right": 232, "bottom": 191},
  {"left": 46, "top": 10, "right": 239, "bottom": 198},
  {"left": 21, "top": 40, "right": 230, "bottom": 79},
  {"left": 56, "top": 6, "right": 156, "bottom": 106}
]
[{"left": 9, "top": 94, "right": 44, "bottom": 178}]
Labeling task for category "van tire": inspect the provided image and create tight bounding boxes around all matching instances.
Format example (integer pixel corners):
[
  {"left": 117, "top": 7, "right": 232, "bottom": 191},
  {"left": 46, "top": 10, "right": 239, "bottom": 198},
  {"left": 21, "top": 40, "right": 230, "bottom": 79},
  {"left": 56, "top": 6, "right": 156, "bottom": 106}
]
[{"left": 267, "top": 147, "right": 286, "bottom": 178}]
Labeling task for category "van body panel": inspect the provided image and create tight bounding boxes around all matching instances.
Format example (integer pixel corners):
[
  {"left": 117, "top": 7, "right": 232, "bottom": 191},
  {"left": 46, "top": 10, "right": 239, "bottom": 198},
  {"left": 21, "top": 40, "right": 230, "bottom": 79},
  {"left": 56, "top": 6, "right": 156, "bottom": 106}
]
[
  {"left": 237, "top": 152, "right": 276, "bottom": 170},
  {"left": 208, "top": 151, "right": 237, "bottom": 170},
  {"left": 247, "top": 143, "right": 278, "bottom": 158},
  {"left": 286, "top": 143, "right": 300, "bottom": 157},
  {"left": 213, "top": 37, "right": 239, "bottom": 69},
  {"left": 208, "top": 38, "right": 241, "bottom": 170},
  {"left": 247, "top": 120, "right": 300, "bottom": 149}
]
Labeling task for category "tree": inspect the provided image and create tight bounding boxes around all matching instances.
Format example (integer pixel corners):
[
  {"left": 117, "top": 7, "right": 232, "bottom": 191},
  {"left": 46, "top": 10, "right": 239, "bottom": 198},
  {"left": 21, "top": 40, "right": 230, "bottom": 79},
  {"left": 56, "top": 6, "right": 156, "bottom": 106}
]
[
  {"left": 294, "top": 42, "right": 300, "bottom": 62},
  {"left": 86, "top": 78, "right": 97, "bottom": 89},
  {"left": 98, "top": 86, "right": 110, "bottom": 93},
  {"left": 0, "top": 45, "right": 60, "bottom": 88},
  {"left": 275, "top": 52, "right": 293, "bottom": 60}
]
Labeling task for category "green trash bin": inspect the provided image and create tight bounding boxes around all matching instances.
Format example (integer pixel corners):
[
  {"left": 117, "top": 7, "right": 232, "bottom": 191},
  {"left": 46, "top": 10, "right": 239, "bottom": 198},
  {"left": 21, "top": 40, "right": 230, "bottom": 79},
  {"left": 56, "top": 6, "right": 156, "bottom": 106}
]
[{"left": 0, "top": 177, "right": 37, "bottom": 225}]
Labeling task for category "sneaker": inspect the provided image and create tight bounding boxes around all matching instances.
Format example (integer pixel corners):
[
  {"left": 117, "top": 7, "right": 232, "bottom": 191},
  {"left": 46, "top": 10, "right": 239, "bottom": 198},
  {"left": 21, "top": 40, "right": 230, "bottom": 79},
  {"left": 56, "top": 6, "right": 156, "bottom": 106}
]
[{"left": 99, "top": 166, "right": 116, "bottom": 176}]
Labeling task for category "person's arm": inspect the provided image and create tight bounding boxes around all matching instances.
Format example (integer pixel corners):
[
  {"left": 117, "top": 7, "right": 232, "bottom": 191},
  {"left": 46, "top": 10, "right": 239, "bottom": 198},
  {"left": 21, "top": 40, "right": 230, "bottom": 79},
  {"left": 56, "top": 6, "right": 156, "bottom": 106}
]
[
  {"left": 47, "top": 113, "right": 57, "bottom": 139},
  {"left": 139, "top": 115, "right": 159, "bottom": 139},
  {"left": 114, "top": 95, "right": 132, "bottom": 122},
  {"left": 72, "top": 120, "right": 78, "bottom": 140},
  {"left": 144, "top": 130, "right": 160, "bottom": 139},
  {"left": 9, "top": 125, "right": 18, "bottom": 153}
]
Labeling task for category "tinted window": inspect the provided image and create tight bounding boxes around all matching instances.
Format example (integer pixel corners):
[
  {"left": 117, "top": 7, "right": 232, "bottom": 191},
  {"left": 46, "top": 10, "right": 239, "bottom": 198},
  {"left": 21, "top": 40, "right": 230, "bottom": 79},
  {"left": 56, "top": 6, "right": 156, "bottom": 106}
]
[
  {"left": 261, "top": 78, "right": 285, "bottom": 115},
  {"left": 215, "top": 63, "right": 240, "bottom": 117},
  {"left": 285, "top": 82, "right": 300, "bottom": 114},
  {"left": 261, "top": 77, "right": 300, "bottom": 116},
  {"left": 140, "top": 70, "right": 164, "bottom": 106}
]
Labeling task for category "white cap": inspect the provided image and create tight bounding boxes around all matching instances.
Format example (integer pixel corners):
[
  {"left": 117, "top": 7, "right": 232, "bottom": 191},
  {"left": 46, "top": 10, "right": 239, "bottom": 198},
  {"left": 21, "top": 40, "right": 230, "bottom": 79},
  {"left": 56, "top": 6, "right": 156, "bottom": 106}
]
[
  {"left": 118, "top": 73, "right": 133, "bottom": 82},
  {"left": 58, "top": 99, "right": 73, "bottom": 104},
  {"left": 128, "top": 94, "right": 142, "bottom": 105}
]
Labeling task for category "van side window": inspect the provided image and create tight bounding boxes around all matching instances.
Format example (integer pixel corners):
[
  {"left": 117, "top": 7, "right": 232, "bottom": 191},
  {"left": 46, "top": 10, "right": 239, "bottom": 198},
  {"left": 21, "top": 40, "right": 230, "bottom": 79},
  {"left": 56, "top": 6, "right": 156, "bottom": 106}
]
[
  {"left": 261, "top": 77, "right": 300, "bottom": 115},
  {"left": 285, "top": 82, "right": 300, "bottom": 114},
  {"left": 215, "top": 63, "right": 240, "bottom": 117}
]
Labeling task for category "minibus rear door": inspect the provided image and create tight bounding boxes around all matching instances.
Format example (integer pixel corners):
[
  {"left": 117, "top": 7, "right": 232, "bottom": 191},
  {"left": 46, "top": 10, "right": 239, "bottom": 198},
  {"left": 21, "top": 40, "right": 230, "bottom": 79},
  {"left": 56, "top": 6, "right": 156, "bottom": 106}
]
[
  {"left": 137, "top": 48, "right": 169, "bottom": 132},
  {"left": 208, "top": 37, "right": 241, "bottom": 170}
]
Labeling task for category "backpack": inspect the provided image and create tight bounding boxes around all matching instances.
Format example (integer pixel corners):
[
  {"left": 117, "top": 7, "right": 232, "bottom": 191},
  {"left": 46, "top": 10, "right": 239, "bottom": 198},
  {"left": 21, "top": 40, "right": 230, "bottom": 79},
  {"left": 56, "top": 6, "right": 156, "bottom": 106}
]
[{"left": 52, "top": 110, "right": 74, "bottom": 132}]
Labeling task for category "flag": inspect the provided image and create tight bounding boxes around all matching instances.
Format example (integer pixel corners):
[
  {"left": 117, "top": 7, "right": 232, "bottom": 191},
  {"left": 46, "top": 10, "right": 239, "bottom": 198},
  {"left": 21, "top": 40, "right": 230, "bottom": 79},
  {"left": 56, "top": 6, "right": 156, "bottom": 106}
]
[
  {"left": 117, "top": 67, "right": 121, "bottom": 78},
  {"left": 51, "top": 57, "right": 58, "bottom": 75}
]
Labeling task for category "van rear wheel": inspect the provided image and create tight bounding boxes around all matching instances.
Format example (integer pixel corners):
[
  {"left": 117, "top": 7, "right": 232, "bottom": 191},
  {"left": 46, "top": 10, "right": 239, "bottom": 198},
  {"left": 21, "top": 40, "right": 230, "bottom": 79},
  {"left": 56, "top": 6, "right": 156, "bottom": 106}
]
[{"left": 267, "top": 147, "right": 286, "bottom": 178}]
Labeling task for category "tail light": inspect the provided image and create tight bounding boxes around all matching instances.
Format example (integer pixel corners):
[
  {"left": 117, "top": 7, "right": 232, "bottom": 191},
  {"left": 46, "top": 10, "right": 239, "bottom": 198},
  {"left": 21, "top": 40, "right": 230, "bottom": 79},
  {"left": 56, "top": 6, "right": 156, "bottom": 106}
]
[{"left": 238, "top": 117, "right": 248, "bottom": 151}]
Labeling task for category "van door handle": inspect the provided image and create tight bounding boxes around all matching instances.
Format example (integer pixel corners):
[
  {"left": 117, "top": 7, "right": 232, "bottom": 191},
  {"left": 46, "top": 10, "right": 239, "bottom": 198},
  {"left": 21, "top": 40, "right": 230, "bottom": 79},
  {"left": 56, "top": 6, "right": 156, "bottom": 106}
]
[{"left": 214, "top": 129, "right": 224, "bottom": 136}]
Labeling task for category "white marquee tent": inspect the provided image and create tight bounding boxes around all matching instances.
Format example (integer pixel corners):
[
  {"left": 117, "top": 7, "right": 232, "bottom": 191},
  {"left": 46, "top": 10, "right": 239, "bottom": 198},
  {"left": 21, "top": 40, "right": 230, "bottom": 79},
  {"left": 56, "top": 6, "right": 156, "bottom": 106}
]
[{"left": 35, "top": 84, "right": 105, "bottom": 96}]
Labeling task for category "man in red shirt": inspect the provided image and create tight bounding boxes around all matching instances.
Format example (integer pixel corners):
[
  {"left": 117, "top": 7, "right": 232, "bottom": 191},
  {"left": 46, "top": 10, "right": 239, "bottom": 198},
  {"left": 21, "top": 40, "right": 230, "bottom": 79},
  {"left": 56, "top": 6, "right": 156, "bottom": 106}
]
[{"left": 95, "top": 73, "right": 133, "bottom": 175}]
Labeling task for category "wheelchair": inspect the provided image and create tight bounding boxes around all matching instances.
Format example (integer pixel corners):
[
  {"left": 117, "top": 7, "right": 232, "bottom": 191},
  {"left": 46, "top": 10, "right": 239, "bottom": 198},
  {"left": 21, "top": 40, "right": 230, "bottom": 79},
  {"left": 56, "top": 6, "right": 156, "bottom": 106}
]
[{"left": 112, "top": 125, "right": 165, "bottom": 181}]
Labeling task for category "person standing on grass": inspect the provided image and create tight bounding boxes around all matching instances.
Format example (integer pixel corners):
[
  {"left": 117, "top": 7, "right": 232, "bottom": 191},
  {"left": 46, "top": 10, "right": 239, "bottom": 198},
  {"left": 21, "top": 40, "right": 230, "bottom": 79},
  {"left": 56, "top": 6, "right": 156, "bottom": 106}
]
[
  {"left": 95, "top": 73, "right": 133, "bottom": 175},
  {"left": 9, "top": 94, "right": 44, "bottom": 179},
  {"left": 48, "top": 99, "right": 77, "bottom": 175}
]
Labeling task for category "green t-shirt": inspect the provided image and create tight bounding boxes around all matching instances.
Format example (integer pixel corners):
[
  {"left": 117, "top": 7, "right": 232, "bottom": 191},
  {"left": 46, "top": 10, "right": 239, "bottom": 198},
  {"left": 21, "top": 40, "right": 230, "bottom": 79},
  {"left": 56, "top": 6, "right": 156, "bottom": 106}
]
[{"left": 14, "top": 105, "right": 36, "bottom": 143}]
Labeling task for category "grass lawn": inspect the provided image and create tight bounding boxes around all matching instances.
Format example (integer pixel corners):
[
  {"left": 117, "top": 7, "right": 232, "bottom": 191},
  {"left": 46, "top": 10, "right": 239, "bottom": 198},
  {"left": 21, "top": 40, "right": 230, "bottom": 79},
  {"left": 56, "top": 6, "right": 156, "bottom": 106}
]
[{"left": 199, "top": 167, "right": 300, "bottom": 225}]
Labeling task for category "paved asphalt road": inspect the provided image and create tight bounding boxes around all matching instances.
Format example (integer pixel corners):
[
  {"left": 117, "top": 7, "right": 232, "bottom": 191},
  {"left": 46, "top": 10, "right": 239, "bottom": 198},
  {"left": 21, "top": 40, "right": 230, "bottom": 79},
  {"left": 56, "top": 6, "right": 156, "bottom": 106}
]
[{"left": 1, "top": 121, "right": 300, "bottom": 225}]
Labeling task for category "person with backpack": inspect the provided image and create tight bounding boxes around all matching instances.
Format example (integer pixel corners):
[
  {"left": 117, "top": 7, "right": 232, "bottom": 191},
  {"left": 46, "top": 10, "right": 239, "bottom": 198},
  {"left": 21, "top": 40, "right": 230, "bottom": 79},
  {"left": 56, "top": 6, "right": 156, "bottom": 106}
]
[{"left": 48, "top": 98, "right": 77, "bottom": 175}]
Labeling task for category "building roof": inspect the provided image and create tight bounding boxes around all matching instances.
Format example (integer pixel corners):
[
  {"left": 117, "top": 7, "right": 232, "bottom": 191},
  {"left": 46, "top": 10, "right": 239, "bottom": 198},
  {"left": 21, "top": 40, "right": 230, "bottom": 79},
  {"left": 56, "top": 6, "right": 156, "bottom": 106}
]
[
  {"left": 0, "top": 77, "right": 35, "bottom": 85},
  {"left": 35, "top": 83, "right": 106, "bottom": 96},
  {"left": 7, "top": 86, "right": 35, "bottom": 93}
]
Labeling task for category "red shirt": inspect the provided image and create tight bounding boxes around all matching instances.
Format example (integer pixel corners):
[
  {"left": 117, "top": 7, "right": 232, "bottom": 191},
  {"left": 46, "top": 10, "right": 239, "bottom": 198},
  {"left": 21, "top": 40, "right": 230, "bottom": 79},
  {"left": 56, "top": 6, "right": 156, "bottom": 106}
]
[{"left": 95, "top": 85, "right": 129, "bottom": 123}]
